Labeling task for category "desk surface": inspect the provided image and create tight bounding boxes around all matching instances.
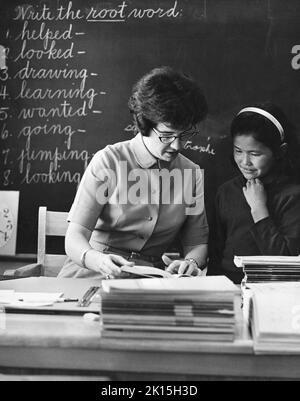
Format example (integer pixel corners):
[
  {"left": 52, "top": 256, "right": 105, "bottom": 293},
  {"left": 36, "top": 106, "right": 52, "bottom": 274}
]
[{"left": 0, "top": 278, "right": 299, "bottom": 380}]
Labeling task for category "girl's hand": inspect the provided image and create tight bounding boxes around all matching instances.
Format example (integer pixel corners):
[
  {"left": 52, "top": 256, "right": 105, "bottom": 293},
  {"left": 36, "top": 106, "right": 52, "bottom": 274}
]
[
  {"left": 162, "top": 255, "right": 202, "bottom": 277},
  {"left": 243, "top": 179, "right": 269, "bottom": 222},
  {"left": 243, "top": 178, "right": 267, "bottom": 208}
]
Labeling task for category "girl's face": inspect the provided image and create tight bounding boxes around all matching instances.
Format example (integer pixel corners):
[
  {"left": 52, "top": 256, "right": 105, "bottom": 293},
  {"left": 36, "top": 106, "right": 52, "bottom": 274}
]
[{"left": 233, "top": 134, "right": 275, "bottom": 180}]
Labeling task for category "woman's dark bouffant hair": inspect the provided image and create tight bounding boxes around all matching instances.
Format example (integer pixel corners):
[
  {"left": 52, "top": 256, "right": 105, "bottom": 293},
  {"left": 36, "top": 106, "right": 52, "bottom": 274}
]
[
  {"left": 128, "top": 66, "right": 208, "bottom": 136},
  {"left": 231, "top": 102, "right": 299, "bottom": 178}
]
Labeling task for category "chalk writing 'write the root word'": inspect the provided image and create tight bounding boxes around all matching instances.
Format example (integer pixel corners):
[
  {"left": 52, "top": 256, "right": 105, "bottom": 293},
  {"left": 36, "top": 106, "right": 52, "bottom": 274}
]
[
  {"left": 14, "top": 3, "right": 84, "bottom": 21},
  {"left": 13, "top": 1, "right": 182, "bottom": 22},
  {"left": 4, "top": 0, "right": 184, "bottom": 192}
]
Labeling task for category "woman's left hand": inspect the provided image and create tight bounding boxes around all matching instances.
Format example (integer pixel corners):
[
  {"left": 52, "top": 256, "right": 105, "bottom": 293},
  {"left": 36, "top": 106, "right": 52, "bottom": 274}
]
[{"left": 162, "top": 255, "right": 202, "bottom": 276}]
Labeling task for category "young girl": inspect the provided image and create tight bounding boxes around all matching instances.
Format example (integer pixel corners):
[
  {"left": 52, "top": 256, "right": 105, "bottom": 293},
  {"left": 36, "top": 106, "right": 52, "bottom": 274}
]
[{"left": 209, "top": 103, "right": 300, "bottom": 283}]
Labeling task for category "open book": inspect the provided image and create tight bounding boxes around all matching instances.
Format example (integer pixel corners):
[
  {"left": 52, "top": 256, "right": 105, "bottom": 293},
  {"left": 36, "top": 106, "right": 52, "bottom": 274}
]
[{"left": 120, "top": 265, "right": 187, "bottom": 279}]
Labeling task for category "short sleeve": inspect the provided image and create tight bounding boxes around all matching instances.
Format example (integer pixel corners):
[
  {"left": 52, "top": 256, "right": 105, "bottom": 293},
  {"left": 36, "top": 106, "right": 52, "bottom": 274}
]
[
  {"left": 68, "top": 149, "right": 115, "bottom": 230},
  {"left": 180, "top": 167, "right": 209, "bottom": 246}
]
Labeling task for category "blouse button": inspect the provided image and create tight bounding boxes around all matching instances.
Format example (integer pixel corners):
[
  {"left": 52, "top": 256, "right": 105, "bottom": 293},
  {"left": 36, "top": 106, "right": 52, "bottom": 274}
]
[{"left": 147, "top": 216, "right": 153, "bottom": 221}]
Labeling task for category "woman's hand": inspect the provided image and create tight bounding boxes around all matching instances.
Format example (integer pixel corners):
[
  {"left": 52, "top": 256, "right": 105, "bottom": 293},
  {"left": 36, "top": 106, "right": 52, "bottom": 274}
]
[
  {"left": 243, "top": 179, "right": 269, "bottom": 223},
  {"left": 162, "top": 255, "right": 203, "bottom": 277},
  {"left": 87, "top": 250, "right": 134, "bottom": 278}
]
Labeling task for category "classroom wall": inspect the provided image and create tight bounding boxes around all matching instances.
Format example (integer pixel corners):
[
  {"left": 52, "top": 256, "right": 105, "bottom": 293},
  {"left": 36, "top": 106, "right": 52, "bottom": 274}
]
[{"left": 0, "top": 0, "right": 300, "bottom": 253}]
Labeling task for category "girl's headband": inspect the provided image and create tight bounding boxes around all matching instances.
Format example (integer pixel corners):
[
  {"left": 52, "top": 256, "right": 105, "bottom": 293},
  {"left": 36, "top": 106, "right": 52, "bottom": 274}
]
[{"left": 237, "top": 107, "right": 285, "bottom": 142}]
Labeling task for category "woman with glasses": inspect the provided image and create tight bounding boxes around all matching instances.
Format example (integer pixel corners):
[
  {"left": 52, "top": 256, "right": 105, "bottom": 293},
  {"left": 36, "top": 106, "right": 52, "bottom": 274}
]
[{"left": 58, "top": 66, "right": 209, "bottom": 279}]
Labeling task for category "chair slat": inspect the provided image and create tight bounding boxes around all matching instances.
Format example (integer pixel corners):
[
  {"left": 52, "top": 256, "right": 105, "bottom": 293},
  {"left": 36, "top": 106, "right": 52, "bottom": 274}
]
[
  {"left": 43, "top": 254, "right": 68, "bottom": 277},
  {"left": 37, "top": 207, "right": 47, "bottom": 266},
  {"left": 45, "top": 212, "right": 69, "bottom": 236}
]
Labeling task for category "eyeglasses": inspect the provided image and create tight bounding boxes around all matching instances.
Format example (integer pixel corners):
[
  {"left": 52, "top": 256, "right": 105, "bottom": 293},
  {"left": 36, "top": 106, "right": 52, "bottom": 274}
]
[{"left": 152, "top": 127, "right": 199, "bottom": 144}]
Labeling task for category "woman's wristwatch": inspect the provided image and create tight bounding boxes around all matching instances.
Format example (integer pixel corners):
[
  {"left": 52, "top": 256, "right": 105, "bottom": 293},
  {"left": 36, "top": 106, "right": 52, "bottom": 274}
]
[{"left": 184, "top": 258, "right": 203, "bottom": 276}]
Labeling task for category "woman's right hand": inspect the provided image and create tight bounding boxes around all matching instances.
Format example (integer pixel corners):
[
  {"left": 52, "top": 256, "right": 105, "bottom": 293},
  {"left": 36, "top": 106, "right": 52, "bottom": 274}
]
[{"left": 88, "top": 250, "right": 134, "bottom": 278}]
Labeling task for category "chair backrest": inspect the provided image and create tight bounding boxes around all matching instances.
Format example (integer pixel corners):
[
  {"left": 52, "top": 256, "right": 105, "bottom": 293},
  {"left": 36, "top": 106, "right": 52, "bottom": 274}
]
[{"left": 37, "top": 206, "right": 69, "bottom": 277}]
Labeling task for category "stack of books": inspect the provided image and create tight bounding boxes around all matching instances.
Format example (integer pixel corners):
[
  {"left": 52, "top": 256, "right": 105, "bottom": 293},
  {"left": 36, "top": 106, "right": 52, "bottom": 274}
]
[
  {"left": 234, "top": 256, "right": 300, "bottom": 284},
  {"left": 248, "top": 282, "right": 300, "bottom": 354},
  {"left": 100, "top": 276, "right": 239, "bottom": 343}
]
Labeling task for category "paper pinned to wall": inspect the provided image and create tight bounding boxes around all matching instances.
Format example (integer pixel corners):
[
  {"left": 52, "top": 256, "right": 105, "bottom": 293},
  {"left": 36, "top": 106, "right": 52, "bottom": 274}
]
[{"left": 0, "top": 191, "right": 19, "bottom": 256}]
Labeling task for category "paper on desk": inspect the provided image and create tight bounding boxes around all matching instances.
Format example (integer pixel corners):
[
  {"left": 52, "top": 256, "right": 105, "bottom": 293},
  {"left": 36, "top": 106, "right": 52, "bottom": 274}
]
[
  {"left": 6, "top": 300, "right": 58, "bottom": 308},
  {"left": 0, "top": 290, "right": 63, "bottom": 307},
  {"left": 0, "top": 290, "right": 15, "bottom": 304},
  {"left": 16, "top": 292, "right": 63, "bottom": 303}
]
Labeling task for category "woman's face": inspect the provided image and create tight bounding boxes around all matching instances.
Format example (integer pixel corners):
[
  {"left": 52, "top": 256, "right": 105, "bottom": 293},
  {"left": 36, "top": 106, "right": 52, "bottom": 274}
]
[
  {"left": 143, "top": 122, "right": 187, "bottom": 162},
  {"left": 233, "top": 134, "right": 275, "bottom": 180}
]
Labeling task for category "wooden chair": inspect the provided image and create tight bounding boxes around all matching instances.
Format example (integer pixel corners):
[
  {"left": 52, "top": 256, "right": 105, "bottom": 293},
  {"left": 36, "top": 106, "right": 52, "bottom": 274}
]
[{"left": 4, "top": 207, "right": 68, "bottom": 278}]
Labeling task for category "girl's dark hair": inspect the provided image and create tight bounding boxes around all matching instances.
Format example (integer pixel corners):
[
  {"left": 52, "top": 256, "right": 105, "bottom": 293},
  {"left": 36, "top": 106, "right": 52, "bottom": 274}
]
[
  {"left": 231, "top": 102, "right": 298, "bottom": 177},
  {"left": 128, "top": 66, "right": 208, "bottom": 136}
]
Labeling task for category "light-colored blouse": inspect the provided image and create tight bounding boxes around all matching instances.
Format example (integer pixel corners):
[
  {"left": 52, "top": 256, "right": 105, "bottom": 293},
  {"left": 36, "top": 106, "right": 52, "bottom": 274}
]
[{"left": 59, "top": 133, "right": 208, "bottom": 277}]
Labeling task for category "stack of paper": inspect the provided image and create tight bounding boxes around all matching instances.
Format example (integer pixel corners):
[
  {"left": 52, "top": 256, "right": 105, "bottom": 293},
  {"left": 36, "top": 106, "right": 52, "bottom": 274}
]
[
  {"left": 248, "top": 283, "right": 300, "bottom": 354},
  {"left": 101, "top": 276, "right": 239, "bottom": 342},
  {"left": 234, "top": 256, "right": 300, "bottom": 284}
]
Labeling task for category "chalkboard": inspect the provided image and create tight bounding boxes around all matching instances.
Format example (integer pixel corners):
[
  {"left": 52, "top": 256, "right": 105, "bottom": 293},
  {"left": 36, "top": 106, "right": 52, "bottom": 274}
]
[{"left": 0, "top": 0, "right": 300, "bottom": 254}]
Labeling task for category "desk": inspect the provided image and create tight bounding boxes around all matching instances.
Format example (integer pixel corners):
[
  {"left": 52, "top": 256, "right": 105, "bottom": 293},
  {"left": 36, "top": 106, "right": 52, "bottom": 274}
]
[{"left": 0, "top": 278, "right": 300, "bottom": 380}]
